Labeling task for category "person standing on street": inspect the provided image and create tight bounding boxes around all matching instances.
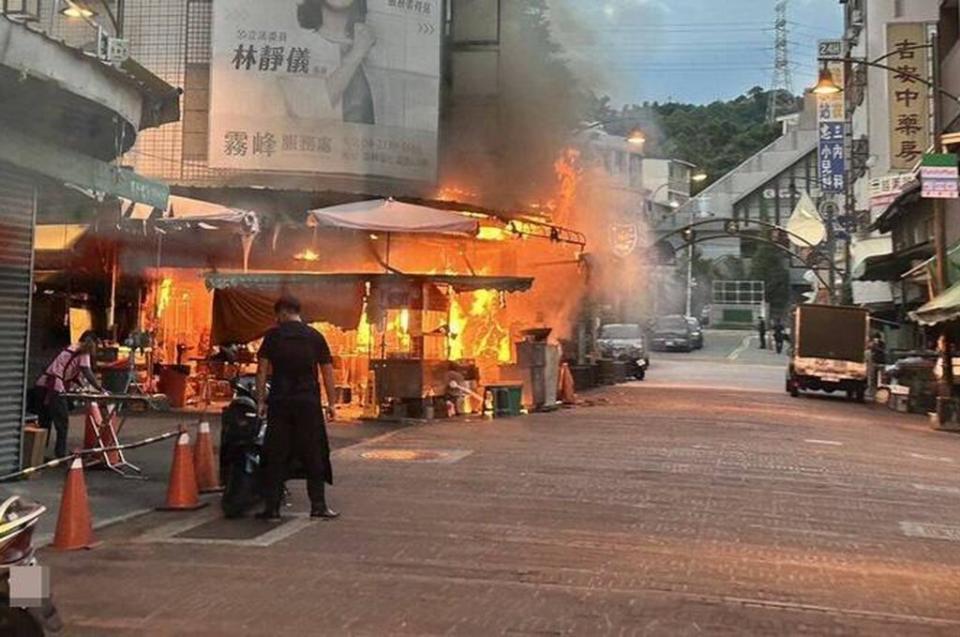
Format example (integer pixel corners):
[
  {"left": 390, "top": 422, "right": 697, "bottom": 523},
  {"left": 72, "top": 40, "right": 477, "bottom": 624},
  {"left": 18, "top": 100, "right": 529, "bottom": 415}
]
[
  {"left": 255, "top": 296, "right": 339, "bottom": 521},
  {"left": 868, "top": 332, "right": 887, "bottom": 398},
  {"left": 757, "top": 317, "right": 767, "bottom": 350},
  {"left": 32, "top": 331, "right": 105, "bottom": 458},
  {"left": 773, "top": 319, "right": 787, "bottom": 354}
]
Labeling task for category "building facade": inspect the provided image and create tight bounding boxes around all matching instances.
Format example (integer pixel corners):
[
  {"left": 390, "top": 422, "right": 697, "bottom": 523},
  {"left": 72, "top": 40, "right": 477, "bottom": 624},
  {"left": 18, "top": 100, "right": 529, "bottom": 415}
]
[
  {"left": 845, "top": 0, "right": 960, "bottom": 346},
  {"left": 0, "top": 5, "right": 177, "bottom": 471}
]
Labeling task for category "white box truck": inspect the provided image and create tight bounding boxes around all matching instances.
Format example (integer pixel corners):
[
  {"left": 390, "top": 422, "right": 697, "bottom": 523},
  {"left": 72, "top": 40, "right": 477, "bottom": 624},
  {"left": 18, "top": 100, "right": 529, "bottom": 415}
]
[{"left": 787, "top": 304, "right": 870, "bottom": 402}]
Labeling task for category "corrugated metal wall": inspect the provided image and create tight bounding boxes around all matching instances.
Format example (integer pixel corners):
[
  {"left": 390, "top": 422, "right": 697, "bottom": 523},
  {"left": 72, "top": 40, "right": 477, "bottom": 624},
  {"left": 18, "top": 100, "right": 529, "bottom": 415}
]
[{"left": 0, "top": 162, "right": 36, "bottom": 473}]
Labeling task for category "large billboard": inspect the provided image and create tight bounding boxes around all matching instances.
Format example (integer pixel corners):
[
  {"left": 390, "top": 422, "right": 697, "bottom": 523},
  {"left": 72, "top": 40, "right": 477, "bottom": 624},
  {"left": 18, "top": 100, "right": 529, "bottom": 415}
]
[{"left": 209, "top": 0, "right": 441, "bottom": 182}]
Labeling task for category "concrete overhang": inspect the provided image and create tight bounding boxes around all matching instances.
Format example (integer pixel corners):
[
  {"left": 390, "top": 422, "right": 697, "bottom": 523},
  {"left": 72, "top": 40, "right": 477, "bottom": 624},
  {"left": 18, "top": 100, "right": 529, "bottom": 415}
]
[{"left": 0, "top": 15, "right": 180, "bottom": 159}]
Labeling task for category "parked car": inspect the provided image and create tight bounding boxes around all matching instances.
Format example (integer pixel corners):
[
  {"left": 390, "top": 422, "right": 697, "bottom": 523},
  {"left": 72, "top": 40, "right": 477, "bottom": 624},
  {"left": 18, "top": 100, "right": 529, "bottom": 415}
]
[
  {"left": 650, "top": 315, "right": 694, "bottom": 353},
  {"left": 700, "top": 305, "right": 711, "bottom": 327},
  {"left": 597, "top": 323, "right": 649, "bottom": 380},
  {"left": 686, "top": 316, "right": 704, "bottom": 349}
]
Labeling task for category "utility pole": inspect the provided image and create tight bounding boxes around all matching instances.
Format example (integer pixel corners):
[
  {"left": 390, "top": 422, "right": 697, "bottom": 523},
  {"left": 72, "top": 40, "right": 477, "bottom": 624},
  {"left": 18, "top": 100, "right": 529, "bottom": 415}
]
[
  {"left": 931, "top": 29, "right": 954, "bottom": 398},
  {"left": 767, "top": 0, "right": 794, "bottom": 124},
  {"left": 685, "top": 213, "right": 694, "bottom": 317}
]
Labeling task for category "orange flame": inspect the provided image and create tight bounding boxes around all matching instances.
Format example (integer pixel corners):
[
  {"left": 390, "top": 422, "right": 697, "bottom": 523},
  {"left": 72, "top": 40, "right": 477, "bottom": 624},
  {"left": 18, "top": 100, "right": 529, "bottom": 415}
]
[{"left": 551, "top": 148, "right": 582, "bottom": 228}]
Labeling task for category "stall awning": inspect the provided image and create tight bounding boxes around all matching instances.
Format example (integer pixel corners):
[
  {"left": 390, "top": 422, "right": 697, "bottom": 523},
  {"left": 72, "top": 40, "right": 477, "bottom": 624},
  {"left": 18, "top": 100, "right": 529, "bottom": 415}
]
[
  {"left": 307, "top": 198, "right": 479, "bottom": 235},
  {"left": 871, "top": 181, "right": 922, "bottom": 233},
  {"left": 910, "top": 281, "right": 960, "bottom": 326},
  {"left": 205, "top": 272, "right": 534, "bottom": 294},
  {"left": 205, "top": 271, "right": 533, "bottom": 344},
  {"left": 855, "top": 244, "right": 933, "bottom": 282},
  {"left": 122, "top": 195, "right": 260, "bottom": 235}
]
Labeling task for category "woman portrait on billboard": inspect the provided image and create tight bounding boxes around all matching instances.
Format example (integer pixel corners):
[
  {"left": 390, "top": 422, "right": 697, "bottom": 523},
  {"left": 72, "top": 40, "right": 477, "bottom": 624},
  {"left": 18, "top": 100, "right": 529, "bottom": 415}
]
[{"left": 291, "top": 0, "right": 376, "bottom": 125}]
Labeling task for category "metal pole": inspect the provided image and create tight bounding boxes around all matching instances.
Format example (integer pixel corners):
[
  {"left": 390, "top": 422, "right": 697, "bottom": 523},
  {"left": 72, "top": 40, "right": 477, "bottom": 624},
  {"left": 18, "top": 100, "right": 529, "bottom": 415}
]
[
  {"left": 931, "top": 30, "right": 954, "bottom": 400},
  {"left": 843, "top": 43, "right": 855, "bottom": 305},
  {"left": 685, "top": 204, "right": 694, "bottom": 317}
]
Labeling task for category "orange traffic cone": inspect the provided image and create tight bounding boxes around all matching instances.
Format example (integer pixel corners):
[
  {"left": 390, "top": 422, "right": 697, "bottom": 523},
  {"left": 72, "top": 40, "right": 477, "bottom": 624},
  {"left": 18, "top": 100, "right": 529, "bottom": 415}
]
[
  {"left": 52, "top": 458, "right": 99, "bottom": 551},
  {"left": 157, "top": 432, "right": 207, "bottom": 511},
  {"left": 558, "top": 363, "right": 577, "bottom": 405},
  {"left": 193, "top": 421, "right": 222, "bottom": 493}
]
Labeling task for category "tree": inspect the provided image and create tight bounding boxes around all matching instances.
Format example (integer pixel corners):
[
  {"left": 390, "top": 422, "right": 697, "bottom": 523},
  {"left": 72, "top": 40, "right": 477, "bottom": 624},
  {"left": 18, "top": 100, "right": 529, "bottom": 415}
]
[
  {"left": 586, "top": 88, "right": 800, "bottom": 186},
  {"left": 749, "top": 242, "right": 791, "bottom": 315}
]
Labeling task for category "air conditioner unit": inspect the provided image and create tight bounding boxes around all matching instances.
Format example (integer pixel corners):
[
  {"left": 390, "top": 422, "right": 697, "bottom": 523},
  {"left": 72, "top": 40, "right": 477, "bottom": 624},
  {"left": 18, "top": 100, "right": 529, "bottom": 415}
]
[{"left": 96, "top": 28, "right": 130, "bottom": 66}]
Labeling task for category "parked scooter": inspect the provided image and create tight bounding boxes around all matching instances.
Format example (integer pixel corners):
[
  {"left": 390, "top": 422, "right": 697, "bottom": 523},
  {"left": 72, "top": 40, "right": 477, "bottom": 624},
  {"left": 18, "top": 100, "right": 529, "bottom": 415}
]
[
  {"left": 220, "top": 375, "right": 266, "bottom": 518},
  {"left": 220, "top": 375, "right": 299, "bottom": 518},
  {"left": 0, "top": 495, "right": 63, "bottom": 635}
]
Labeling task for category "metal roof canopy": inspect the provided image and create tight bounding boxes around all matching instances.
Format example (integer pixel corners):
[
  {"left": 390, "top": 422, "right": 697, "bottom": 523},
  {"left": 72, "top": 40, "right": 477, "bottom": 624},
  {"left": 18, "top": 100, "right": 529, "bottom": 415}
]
[
  {"left": 911, "top": 280, "right": 960, "bottom": 326},
  {"left": 205, "top": 272, "right": 535, "bottom": 294}
]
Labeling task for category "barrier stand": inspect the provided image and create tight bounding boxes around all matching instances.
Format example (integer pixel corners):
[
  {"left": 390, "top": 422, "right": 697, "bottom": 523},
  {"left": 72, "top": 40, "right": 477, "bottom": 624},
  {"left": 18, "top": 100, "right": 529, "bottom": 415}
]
[
  {"left": 81, "top": 402, "right": 136, "bottom": 477},
  {"left": 65, "top": 393, "right": 169, "bottom": 479}
]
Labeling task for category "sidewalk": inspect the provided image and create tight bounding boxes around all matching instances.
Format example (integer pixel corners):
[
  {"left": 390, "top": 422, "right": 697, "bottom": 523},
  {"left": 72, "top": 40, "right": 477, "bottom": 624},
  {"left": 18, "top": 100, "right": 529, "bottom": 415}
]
[{"left": 2, "top": 410, "right": 402, "bottom": 545}]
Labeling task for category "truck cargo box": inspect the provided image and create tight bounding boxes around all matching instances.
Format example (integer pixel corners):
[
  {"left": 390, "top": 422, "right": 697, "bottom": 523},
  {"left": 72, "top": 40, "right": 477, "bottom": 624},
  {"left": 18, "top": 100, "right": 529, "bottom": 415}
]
[{"left": 795, "top": 304, "right": 868, "bottom": 364}]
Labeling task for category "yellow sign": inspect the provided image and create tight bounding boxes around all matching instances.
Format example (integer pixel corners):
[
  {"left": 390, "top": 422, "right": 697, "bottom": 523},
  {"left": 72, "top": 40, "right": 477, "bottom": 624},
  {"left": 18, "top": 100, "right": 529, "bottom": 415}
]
[{"left": 887, "top": 23, "right": 931, "bottom": 171}]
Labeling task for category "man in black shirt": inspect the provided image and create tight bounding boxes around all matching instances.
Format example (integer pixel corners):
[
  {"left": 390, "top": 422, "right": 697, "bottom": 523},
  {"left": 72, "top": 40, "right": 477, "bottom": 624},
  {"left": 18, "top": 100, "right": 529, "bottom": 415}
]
[{"left": 255, "top": 295, "right": 339, "bottom": 520}]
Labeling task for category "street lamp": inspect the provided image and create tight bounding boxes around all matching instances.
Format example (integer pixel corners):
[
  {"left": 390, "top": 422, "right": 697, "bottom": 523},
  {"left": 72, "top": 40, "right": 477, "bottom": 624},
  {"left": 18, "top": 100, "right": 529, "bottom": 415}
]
[
  {"left": 627, "top": 128, "right": 647, "bottom": 146},
  {"left": 59, "top": 0, "right": 96, "bottom": 18},
  {"left": 812, "top": 64, "right": 842, "bottom": 96},
  {"left": 647, "top": 169, "right": 709, "bottom": 318}
]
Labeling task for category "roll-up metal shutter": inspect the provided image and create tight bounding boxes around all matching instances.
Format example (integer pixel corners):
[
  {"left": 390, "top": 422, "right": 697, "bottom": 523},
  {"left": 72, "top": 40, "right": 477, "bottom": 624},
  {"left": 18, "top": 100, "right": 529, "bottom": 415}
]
[{"left": 0, "top": 162, "right": 36, "bottom": 473}]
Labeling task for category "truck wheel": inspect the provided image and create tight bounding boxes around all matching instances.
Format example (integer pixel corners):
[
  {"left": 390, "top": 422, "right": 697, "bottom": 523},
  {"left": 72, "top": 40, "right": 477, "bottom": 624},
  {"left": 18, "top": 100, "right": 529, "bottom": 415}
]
[{"left": 788, "top": 381, "right": 799, "bottom": 398}]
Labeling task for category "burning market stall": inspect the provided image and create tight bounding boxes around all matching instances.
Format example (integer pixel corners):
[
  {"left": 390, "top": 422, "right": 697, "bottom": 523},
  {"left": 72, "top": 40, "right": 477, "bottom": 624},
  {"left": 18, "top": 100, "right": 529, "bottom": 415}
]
[{"left": 204, "top": 271, "right": 533, "bottom": 418}]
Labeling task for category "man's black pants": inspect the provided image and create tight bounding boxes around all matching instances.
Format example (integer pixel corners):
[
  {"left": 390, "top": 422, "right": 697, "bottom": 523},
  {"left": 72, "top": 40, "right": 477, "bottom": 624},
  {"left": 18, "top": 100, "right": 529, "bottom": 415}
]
[
  {"left": 262, "top": 399, "right": 332, "bottom": 513},
  {"left": 37, "top": 392, "right": 70, "bottom": 458}
]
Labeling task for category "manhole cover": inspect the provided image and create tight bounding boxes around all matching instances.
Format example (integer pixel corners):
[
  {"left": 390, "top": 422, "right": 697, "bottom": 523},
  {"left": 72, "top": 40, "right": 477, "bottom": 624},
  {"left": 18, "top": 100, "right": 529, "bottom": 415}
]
[
  {"left": 348, "top": 448, "right": 474, "bottom": 464},
  {"left": 361, "top": 449, "right": 443, "bottom": 462}
]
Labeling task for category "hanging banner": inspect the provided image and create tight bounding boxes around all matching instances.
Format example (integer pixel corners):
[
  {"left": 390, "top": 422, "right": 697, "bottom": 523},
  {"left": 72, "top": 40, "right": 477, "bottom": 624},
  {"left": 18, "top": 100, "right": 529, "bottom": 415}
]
[
  {"left": 818, "top": 122, "right": 846, "bottom": 194},
  {"left": 817, "top": 40, "right": 846, "bottom": 194},
  {"left": 887, "top": 23, "right": 931, "bottom": 171},
  {"left": 209, "top": 0, "right": 441, "bottom": 182}
]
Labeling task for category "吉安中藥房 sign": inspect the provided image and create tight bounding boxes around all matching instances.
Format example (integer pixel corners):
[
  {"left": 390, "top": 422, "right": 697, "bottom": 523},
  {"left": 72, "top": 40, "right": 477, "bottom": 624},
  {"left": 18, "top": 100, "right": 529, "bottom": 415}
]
[
  {"left": 209, "top": 0, "right": 441, "bottom": 182},
  {"left": 887, "top": 23, "right": 931, "bottom": 172},
  {"left": 921, "top": 154, "right": 959, "bottom": 199}
]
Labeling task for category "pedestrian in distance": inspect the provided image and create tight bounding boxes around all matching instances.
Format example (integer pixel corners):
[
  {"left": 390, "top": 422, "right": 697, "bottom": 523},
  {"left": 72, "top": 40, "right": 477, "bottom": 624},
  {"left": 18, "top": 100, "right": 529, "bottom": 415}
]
[
  {"left": 773, "top": 319, "right": 787, "bottom": 354},
  {"left": 868, "top": 331, "right": 887, "bottom": 398},
  {"left": 255, "top": 295, "right": 340, "bottom": 521},
  {"left": 757, "top": 316, "right": 767, "bottom": 350},
  {"left": 30, "top": 331, "right": 106, "bottom": 459}
]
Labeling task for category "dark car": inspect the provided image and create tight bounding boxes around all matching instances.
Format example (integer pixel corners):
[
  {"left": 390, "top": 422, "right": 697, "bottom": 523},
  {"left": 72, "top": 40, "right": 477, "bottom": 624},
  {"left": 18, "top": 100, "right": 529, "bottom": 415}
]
[
  {"left": 686, "top": 316, "right": 704, "bottom": 350},
  {"left": 597, "top": 323, "right": 649, "bottom": 380},
  {"left": 651, "top": 315, "right": 694, "bottom": 353}
]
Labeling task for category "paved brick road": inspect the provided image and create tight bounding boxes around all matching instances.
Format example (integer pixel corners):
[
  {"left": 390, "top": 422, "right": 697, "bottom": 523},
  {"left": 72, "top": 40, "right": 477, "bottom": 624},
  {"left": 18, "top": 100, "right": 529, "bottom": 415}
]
[{"left": 41, "top": 362, "right": 960, "bottom": 636}]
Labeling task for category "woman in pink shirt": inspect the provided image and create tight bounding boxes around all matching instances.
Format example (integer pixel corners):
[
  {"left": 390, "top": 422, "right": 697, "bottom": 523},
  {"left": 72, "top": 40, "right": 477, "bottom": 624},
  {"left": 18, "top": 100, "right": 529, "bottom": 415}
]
[{"left": 33, "top": 331, "right": 104, "bottom": 458}]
